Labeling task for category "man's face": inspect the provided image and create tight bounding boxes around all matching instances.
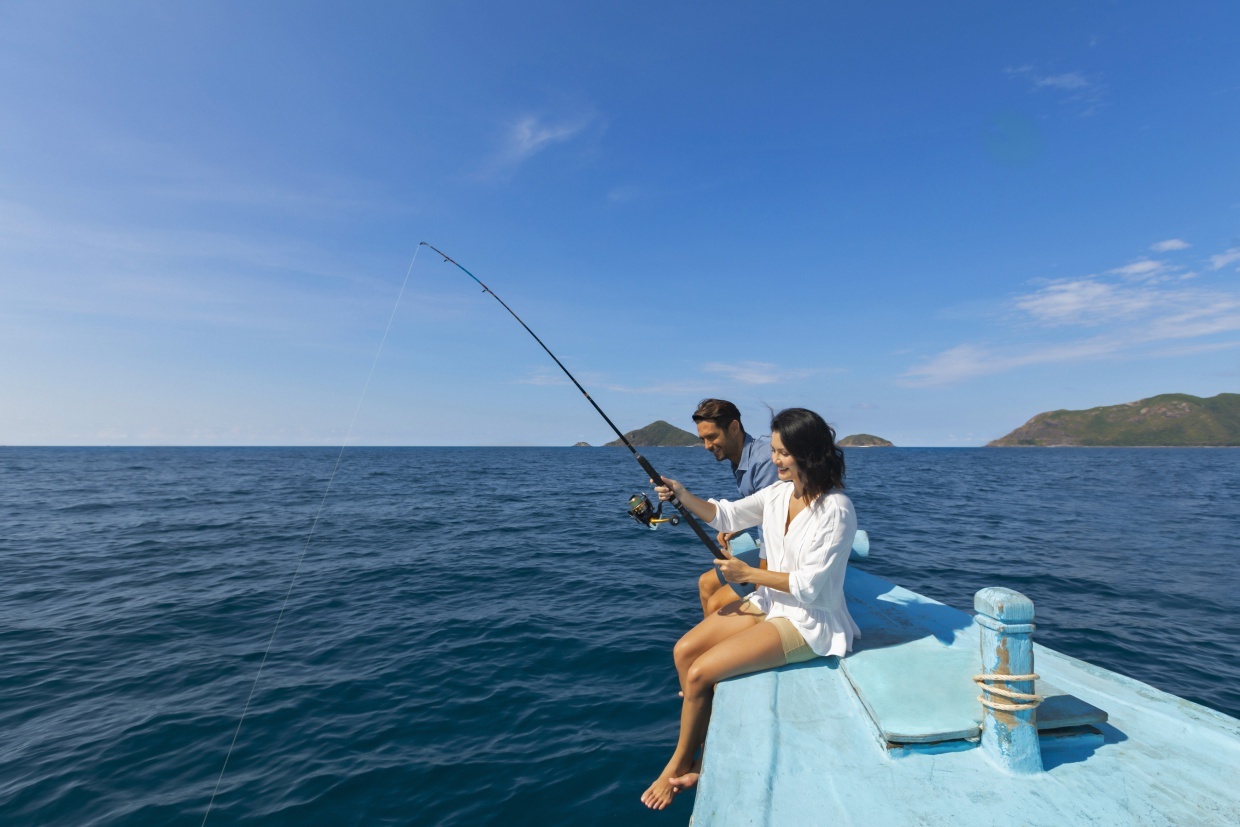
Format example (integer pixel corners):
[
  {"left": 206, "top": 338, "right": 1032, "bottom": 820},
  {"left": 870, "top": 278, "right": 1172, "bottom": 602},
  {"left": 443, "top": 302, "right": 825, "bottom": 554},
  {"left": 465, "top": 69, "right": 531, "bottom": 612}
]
[{"left": 696, "top": 420, "right": 742, "bottom": 463}]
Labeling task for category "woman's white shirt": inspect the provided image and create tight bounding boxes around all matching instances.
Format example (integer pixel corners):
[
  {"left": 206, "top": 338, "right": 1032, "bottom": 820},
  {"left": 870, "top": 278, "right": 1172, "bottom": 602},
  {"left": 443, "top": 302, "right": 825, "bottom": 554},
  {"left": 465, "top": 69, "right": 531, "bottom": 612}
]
[{"left": 707, "top": 481, "right": 860, "bottom": 658}]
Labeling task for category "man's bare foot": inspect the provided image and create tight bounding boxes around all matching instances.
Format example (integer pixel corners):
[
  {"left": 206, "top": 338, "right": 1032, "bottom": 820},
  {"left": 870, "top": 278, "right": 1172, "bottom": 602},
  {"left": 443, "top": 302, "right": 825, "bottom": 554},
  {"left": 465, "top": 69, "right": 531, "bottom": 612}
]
[
  {"left": 640, "top": 761, "right": 691, "bottom": 810},
  {"left": 668, "top": 771, "right": 699, "bottom": 791},
  {"left": 669, "top": 758, "right": 702, "bottom": 791}
]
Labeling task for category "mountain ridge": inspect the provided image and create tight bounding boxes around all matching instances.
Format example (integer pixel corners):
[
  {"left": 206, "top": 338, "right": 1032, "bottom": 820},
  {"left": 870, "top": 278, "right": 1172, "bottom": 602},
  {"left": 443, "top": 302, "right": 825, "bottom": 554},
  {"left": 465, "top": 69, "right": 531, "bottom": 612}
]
[
  {"left": 988, "top": 393, "right": 1240, "bottom": 447},
  {"left": 604, "top": 420, "right": 700, "bottom": 447}
]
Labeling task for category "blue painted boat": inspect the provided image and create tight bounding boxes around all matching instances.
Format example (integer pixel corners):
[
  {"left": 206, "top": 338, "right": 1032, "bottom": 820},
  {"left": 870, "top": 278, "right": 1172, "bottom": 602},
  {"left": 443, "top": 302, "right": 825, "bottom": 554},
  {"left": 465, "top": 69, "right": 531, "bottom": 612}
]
[{"left": 690, "top": 547, "right": 1240, "bottom": 825}]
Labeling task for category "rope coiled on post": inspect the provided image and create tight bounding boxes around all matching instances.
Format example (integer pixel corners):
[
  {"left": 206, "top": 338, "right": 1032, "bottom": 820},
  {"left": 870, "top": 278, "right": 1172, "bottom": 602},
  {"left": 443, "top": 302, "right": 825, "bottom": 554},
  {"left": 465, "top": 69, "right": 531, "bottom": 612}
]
[{"left": 973, "top": 673, "right": 1042, "bottom": 712}]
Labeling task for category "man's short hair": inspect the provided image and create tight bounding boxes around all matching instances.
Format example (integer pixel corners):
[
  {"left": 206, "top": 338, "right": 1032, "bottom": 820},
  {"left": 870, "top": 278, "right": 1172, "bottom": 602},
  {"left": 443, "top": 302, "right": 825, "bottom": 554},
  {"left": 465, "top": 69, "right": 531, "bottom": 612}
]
[{"left": 692, "top": 398, "right": 742, "bottom": 430}]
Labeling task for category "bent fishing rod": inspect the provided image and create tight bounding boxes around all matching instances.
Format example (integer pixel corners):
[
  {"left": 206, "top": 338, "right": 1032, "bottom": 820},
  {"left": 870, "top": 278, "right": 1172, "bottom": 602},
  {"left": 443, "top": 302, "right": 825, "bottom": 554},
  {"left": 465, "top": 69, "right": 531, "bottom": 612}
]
[{"left": 422, "top": 242, "right": 725, "bottom": 561}]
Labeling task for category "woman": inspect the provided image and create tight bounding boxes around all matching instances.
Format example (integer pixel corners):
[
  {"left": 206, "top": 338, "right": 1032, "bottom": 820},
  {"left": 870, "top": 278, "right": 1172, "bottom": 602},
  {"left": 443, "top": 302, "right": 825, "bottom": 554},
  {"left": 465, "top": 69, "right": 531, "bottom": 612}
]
[{"left": 640, "top": 407, "right": 859, "bottom": 810}]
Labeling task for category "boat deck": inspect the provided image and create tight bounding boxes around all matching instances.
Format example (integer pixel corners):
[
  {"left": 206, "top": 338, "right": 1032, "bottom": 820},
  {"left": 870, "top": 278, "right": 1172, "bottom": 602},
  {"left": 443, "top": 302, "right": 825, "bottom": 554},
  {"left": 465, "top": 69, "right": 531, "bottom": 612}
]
[{"left": 691, "top": 569, "right": 1240, "bottom": 825}]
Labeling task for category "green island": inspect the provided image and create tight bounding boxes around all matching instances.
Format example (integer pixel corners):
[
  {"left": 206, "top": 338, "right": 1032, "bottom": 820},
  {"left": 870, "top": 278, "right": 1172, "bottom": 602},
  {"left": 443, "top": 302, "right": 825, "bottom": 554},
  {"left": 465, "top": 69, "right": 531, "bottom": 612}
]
[
  {"left": 988, "top": 392, "right": 1240, "bottom": 447},
  {"left": 839, "top": 433, "right": 894, "bottom": 448},
  {"left": 604, "top": 420, "right": 700, "bottom": 447}
]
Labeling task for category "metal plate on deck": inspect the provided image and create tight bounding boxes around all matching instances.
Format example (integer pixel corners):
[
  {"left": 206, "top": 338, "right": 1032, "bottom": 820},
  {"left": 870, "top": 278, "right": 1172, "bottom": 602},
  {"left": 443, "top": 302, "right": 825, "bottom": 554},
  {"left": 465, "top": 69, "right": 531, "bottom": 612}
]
[
  {"left": 841, "top": 570, "right": 983, "bottom": 744},
  {"left": 839, "top": 570, "right": 1107, "bottom": 745},
  {"left": 1036, "top": 686, "right": 1108, "bottom": 730}
]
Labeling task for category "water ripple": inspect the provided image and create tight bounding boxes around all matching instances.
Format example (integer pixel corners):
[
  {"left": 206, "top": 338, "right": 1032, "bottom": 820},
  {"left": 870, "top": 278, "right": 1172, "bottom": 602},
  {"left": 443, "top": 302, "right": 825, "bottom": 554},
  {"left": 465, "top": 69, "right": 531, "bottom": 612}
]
[{"left": 0, "top": 446, "right": 1236, "bottom": 824}]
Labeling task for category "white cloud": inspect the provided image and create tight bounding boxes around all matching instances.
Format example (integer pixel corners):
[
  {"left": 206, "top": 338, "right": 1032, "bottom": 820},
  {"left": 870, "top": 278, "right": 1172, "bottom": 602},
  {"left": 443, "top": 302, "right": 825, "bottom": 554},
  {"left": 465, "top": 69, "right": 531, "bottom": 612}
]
[
  {"left": 903, "top": 337, "right": 1124, "bottom": 387},
  {"left": 904, "top": 295, "right": 1240, "bottom": 386},
  {"left": 1015, "top": 279, "right": 1156, "bottom": 326},
  {"left": 702, "top": 361, "right": 818, "bottom": 385},
  {"left": 1151, "top": 238, "right": 1191, "bottom": 252},
  {"left": 1209, "top": 247, "right": 1240, "bottom": 270},
  {"left": 1032, "top": 72, "right": 1090, "bottom": 90},
  {"left": 1006, "top": 66, "right": 1106, "bottom": 115},
  {"left": 516, "top": 367, "right": 570, "bottom": 387},
  {"left": 1107, "top": 259, "right": 1167, "bottom": 280},
  {"left": 506, "top": 116, "right": 586, "bottom": 162},
  {"left": 514, "top": 366, "right": 715, "bottom": 397},
  {"left": 478, "top": 112, "right": 598, "bottom": 179},
  {"left": 903, "top": 245, "right": 1240, "bottom": 386},
  {"left": 1150, "top": 340, "right": 1240, "bottom": 358}
]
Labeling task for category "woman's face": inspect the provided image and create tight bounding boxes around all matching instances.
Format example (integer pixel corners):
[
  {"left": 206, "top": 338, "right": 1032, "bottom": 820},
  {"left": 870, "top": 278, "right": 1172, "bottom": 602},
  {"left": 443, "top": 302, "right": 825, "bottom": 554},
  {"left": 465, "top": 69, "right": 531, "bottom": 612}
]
[{"left": 770, "top": 431, "right": 800, "bottom": 485}]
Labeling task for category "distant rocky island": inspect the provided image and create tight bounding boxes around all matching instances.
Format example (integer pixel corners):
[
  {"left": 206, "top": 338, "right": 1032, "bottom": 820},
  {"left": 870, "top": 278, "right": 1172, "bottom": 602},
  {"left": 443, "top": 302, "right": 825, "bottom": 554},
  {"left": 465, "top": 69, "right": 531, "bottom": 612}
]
[
  {"left": 604, "top": 420, "right": 700, "bottom": 447},
  {"left": 839, "top": 434, "right": 894, "bottom": 447},
  {"left": 988, "top": 393, "right": 1240, "bottom": 447}
]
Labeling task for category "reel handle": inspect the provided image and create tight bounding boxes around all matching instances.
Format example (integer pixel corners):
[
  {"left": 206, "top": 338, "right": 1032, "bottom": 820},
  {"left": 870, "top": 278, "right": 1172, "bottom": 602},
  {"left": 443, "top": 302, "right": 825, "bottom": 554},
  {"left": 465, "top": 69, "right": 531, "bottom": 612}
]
[{"left": 634, "top": 453, "right": 726, "bottom": 560}]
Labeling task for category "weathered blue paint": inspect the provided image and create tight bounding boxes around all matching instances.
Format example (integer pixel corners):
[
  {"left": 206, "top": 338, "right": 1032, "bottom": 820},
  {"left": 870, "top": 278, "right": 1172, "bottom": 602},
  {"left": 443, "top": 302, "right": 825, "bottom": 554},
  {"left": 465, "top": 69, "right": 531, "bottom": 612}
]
[
  {"left": 849, "top": 529, "right": 870, "bottom": 561},
  {"left": 691, "top": 569, "right": 1240, "bottom": 825},
  {"left": 974, "top": 587, "right": 1043, "bottom": 774},
  {"left": 833, "top": 573, "right": 1107, "bottom": 747},
  {"left": 838, "top": 571, "right": 978, "bottom": 744}
]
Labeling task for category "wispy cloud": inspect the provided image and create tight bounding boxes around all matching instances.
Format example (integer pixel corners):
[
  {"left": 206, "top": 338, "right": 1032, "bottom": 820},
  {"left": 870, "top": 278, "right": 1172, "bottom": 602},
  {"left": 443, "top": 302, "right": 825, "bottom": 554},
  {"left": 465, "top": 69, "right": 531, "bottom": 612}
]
[
  {"left": 1006, "top": 65, "right": 1106, "bottom": 115},
  {"left": 1107, "top": 258, "right": 1168, "bottom": 280},
  {"left": 1151, "top": 238, "right": 1191, "bottom": 252},
  {"left": 1031, "top": 72, "right": 1090, "bottom": 90},
  {"left": 1209, "top": 247, "right": 1240, "bottom": 271},
  {"left": 1015, "top": 279, "right": 1157, "bottom": 326},
  {"left": 514, "top": 366, "right": 714, "bottom": 396},
  {"left": 477, "top": 112, "right": 600, "bottom": 180},
  {"left": 902, "top": 243, "right": 1240, "bottom": 386},
  {"left": 515, "top": 367, "right": 571, "bottom": 387},
  {"left": 0, "top": 196, "right": 440, "bottom": 339},
  {"left": 506, "top": 116, "right": 587, "bottom": 162},
  {"left": 702, "top": 360, "right": 820, "bottom": 385}
]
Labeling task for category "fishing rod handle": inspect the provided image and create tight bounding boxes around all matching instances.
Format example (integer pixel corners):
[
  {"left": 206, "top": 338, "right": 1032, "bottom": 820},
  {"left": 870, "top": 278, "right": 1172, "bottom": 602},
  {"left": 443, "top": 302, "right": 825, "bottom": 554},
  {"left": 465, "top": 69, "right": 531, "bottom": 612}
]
[{"left": 634, "top": 454, "right": 726, "bottom": 561}]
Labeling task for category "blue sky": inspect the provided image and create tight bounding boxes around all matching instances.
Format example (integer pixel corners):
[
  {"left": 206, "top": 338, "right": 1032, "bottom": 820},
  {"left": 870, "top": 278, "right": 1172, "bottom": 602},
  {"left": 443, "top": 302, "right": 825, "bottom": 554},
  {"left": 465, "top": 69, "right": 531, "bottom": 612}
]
[{"left": 2, "top": 2, "right": 1238, "bottom": 446}]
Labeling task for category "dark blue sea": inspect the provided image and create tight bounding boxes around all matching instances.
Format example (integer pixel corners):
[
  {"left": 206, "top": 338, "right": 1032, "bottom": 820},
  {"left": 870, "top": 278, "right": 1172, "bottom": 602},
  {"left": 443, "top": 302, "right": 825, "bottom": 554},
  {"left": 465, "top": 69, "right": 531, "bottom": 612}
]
[{"left": 1, "top": 446, "right": 1237, "bottom": 825}]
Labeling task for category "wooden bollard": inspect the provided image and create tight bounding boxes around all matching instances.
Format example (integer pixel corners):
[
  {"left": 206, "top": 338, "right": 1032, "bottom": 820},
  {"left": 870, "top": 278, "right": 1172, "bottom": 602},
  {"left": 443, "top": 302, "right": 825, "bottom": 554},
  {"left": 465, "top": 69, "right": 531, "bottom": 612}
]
[{"left": 973, "top": 587, "right": 1043, "bottom": 774}]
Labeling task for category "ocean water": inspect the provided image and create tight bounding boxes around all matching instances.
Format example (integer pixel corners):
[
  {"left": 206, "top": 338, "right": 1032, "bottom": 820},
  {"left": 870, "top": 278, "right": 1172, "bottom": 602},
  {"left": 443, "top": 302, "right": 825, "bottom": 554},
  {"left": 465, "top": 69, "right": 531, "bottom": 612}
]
[{"left": 0, "top": 446, "right": 1236, "bottom": 825}]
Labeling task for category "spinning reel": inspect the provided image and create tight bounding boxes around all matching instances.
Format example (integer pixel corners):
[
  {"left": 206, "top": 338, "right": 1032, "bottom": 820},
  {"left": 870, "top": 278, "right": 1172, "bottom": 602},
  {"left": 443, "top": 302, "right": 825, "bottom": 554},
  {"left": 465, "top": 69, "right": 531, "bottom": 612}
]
[{"left": 627, "top": 492, "right": 681, "bottom": 530}]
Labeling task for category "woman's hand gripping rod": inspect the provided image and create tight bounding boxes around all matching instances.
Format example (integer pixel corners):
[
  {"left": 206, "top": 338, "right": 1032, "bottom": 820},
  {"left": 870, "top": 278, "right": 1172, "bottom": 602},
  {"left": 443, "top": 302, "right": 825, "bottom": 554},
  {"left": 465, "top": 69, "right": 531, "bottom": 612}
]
[{"left": 424, "top": 242, "right": 726, "bottom": 561}]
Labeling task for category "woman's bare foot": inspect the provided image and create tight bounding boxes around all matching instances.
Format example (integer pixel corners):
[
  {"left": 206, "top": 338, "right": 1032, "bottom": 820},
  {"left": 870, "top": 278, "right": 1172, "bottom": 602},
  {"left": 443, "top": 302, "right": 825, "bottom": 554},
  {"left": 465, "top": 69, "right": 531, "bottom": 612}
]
[{"left": 640, "top": 760, "right": 692, "bottom": 810}]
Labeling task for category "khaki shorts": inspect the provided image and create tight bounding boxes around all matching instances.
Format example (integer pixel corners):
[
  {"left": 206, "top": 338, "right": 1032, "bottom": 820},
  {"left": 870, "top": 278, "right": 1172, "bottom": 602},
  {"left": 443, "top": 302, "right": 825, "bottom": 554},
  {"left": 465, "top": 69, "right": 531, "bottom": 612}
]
[
  {"left": 737, "top": 601, "right": 818, "bottom": 665},
  {"left": 769, "top": 617, "right": 818, "bottom": 664}
]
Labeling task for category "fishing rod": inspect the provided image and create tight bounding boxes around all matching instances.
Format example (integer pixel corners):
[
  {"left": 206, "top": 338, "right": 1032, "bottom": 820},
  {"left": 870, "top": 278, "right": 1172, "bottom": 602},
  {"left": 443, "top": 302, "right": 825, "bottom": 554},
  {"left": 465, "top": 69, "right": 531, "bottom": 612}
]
[{"left": 422, "top": 242, "right": 725, "bottom": 561}]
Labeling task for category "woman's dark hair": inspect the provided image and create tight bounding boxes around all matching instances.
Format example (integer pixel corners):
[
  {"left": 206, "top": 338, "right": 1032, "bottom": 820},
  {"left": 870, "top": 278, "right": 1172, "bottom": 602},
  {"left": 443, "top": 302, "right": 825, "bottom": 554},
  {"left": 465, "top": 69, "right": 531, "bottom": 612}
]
[{"left": 770, "top": 408, "right": 845, "bottom": 500}]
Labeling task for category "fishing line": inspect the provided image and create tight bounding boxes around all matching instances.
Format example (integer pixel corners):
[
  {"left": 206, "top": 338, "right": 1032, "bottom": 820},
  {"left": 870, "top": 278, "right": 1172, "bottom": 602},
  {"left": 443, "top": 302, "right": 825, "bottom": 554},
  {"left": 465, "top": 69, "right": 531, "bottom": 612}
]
[
  {"left": 201, "top": 244, "right": 423, "bottom": 825},
  {"left": 421, "top": 242, "right": 724, "bottom": 560}
]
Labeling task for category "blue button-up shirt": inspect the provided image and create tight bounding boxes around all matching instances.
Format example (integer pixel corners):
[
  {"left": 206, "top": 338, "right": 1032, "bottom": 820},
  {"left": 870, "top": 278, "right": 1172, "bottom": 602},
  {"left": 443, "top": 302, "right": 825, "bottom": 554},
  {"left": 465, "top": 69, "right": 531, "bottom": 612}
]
[{"left": 733, "top": 433, "right": 779, "bottom": 498}]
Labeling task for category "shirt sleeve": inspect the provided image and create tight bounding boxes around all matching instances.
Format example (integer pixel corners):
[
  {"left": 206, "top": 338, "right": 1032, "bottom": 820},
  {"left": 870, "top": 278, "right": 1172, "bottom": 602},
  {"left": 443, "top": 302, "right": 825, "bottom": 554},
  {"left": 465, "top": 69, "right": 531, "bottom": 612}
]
[
  {"left": 706, "top": 489, "right": 767, "bottom": 534},
  {"left": 787, "top": 496, "right": 856, "bottom": 605}
]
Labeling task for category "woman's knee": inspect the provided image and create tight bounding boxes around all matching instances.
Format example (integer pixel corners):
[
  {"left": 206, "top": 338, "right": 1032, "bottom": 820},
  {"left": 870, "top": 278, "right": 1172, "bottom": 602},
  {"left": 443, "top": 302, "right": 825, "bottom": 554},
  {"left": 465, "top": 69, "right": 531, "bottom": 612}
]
[
  {"left": 697, "top": 568, "right": 719, "bottom": 597},
  {"left": 673, "top": 634, "right": 699, "bottom": 670},
  {"left": 684, "top": 661, "right": 715, "bottom": 697}
]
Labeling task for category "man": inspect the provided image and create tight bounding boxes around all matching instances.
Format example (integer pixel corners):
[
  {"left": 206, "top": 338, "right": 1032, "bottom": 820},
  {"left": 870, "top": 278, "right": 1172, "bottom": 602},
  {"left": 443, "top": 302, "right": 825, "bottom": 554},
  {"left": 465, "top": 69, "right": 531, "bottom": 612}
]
[{"left": 690, "top": 399, "right": 780, "bottom": 617}]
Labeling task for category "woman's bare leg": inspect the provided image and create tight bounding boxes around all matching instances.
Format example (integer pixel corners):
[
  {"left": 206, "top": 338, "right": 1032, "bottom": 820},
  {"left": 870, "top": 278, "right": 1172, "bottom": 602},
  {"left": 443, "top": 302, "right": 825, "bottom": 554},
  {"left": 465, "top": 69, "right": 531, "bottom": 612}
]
[
  {"left": 641, "top": 620, "right": 787, "bottom": 810},
  {"left": 672, "top": 600, "right": 761, "bottom": 694}
]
